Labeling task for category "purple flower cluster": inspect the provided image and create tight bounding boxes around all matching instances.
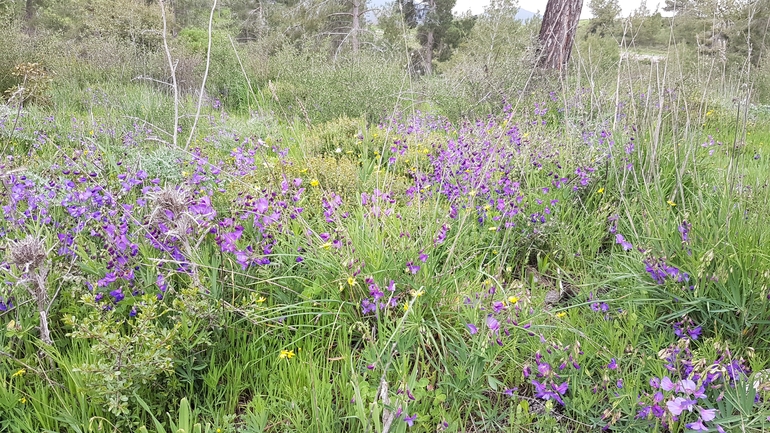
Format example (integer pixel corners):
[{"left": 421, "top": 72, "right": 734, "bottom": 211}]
[
  {"left": 0, "top": 295, "right": 13, "bottom": 312},
  {"left": 644, "top": 257, "right": 689, "bottom": 285},
  {"left": 381, "top": 112, "right": 602, "bottom": 234},
  {"left": 360, "top": 278, "right": 398, "bottom": 315},
  {"left": 636, "top": 339, "right": 752, "bottom": 431},
  {"left": 360, "top": 189, "right": 396, "bottom": 219},
  {"left": 638, "top": 375, "right": 718, "bottom": 431},
  {"left": 673, "top": 317, "right": 702, "bottom": 341},
  {"left": 524, "top": 349, "right": 574, "bottom": 405}
]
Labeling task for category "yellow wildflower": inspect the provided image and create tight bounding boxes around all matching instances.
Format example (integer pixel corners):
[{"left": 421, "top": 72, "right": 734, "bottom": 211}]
[
  {"left": 321, "top": 242, "right": 332, "bottom": 250},
  {"left": 667, "top": 200, "right": 676, "bottom": 207},
  {"left": 556, "top": 312, "right": 566, "bottom": 318},
  {"left": 347, "top": 276, "right": 357, "bottom": 287},
  {"left": 255, "top": 297, "right": 266, "bottom": 304},
  {"left": 508, "top": 296, "right": 519, "bottom": 304},
  {"left": 597, "top": 187, "right": 605, "bottom": 194},
  {"left": 310, "top": 179, "right": 320, "bottom": 187},
  {"left": 19, "top": 397, "right": 26, "bottom": 404},
  {"left": 12, "top": 369, "right": 25, "bottom": 378},
  {"left": 403, "top": 303, "right": 409, "bottom": 311},
  {"left": 488, "top": 226, "right": 498, "bottom": 231},
  {"left": 279, "top": 349, "right": 295, "bottom": 360}
]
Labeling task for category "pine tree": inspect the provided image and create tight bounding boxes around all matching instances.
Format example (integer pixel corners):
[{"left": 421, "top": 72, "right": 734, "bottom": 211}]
[
  {"left": 587, "top": 0, "right": 620, "bottom": 38},
  {"left": 538, "top": 0, "right": 583, "bottom": 70},
  {"left": 399, "top": 0, "right": 457, "bottom": 74}
]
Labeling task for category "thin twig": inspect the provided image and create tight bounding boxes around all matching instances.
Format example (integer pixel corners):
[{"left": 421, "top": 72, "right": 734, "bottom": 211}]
[
  {"left": 158, "top": 0, "right": 179, "bottom": 148},
  {"left": 185, "top": 0, "right": 219, "bottom": 151}
]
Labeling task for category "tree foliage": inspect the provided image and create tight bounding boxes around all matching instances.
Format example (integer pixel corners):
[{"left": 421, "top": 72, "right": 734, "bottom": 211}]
[
  {"left": 587, "top": 0, "right": 621, "bottom": 37},
  {"left": 398, "top": 0, "right": 470, "bottom": 73}
]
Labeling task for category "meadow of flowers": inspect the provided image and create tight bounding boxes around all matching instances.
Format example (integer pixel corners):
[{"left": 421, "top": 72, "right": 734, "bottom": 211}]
[{"left": 0, "top": 81, "right": 769, "bottom": 432}]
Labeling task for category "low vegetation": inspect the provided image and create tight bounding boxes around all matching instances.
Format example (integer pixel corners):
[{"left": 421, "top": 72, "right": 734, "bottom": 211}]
[{"left": 1, "top": 0, "right": 769, "bottom": 432}]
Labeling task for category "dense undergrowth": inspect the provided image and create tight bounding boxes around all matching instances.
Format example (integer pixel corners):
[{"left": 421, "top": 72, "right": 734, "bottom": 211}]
[
  {"left": 1, "top": 74, "right": 769, "bottom": 432},
  {"left": 1, "top": 4, "right": 770, "bottom": 432}
]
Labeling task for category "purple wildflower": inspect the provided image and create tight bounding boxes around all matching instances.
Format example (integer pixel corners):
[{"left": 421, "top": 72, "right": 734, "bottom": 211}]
[
  {"left": 406, "top": 261, "right": 420, "bottom": 274},
  {"left": 486, "top": 315, "right": 500, "bottom": 332},
  {"left": 403, "top": 413, "right": 417, "bottom": 427},
  {"left": 615, "top": 234, "right": 633, "bottom": 251},
  {"left": 685, "top": 418, "right": 709, "bottom": 431},
  {"left": 109, "top": 288, "right": 124, "bottom": 303},
  {"left": 666, "top": 397, "right": 696, "bottom": 416},
  {"left": 699, "top": 407, "right": 716, "bottom": 422}
]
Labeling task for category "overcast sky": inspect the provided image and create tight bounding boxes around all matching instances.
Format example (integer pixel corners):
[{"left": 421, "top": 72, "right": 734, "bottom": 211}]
[{"left": 453, "top": 0, "right": 664, "bottom": 18}]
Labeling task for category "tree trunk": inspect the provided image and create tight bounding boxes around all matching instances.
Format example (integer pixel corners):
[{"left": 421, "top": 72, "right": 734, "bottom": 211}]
[
  {"left": 423, "top": 0, "right": 435, "bottom": 74},
  {"left": 424, "top": 28, "right": 434, "bottom": 74},
  {"left": 351, "top": 0, "right": 361, "bottom": 54},
  {"left": 538, "top": 0, "right": 584, "bottom": 70},
  {"left": 25, "top": 0, "right": 35, "bottom": 22}
]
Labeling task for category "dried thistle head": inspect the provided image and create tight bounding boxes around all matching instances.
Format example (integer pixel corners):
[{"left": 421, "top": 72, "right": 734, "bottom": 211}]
[
  {"left": 146, "top": 185, "right": 196, "bottom": 240},
  {"left": 148, "top": 185, "right": 191, "bottom": 217},
  {"left": 8, "top": 235, "right": 47, "bottom": 272}
]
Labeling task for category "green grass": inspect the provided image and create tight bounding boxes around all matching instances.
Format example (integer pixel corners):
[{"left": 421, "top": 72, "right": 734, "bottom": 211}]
[{"left": 1, "top": 24, "right": 770, "bottom": 433}]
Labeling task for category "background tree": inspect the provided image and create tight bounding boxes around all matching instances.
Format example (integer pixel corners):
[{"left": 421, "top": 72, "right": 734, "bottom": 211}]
[
  {"left": 226, "top": 0, "right": 270, "bottom": 41},
  {"left": 537, "top": 0, "right": 583, "bottom": 70},
  {"left": 325, "top": 0, "right": 369, "bottom": 56},
  {"left": 170, "top": 0, "right": 211, "bottom": 29},
  {"left": 399, "top": 0, "right": 458, "bottom": 74},
  {"left": 587, "top": 0, "right": 620, "bottom": 38},
  {"left": 627, "top": 1, "right": 665, "bottom": 46},
  {"left": 438, "top": 0, "right": 530, "bottom": 114},
  {"left": 723, "top": 0, "right": 770, "bottom": 66}
]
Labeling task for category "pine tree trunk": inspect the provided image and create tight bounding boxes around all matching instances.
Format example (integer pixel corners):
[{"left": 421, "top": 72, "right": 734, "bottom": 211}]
[
  {"left": 424, "top": 29, "right": 434, "bottom": 74},
  {"left": 538, "top": 0, "right": 584, "bottom": 70},
  {"left": 422, "top": 0, "right": 436, "bottom": 74}
]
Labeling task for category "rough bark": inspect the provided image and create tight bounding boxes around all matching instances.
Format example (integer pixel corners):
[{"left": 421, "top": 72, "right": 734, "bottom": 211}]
[
  {"left": 537, "top": 0, "right": 584, "bottom": 70},
  {"left": 424, "top": 28, "right": 434, "bottom": 74}
]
